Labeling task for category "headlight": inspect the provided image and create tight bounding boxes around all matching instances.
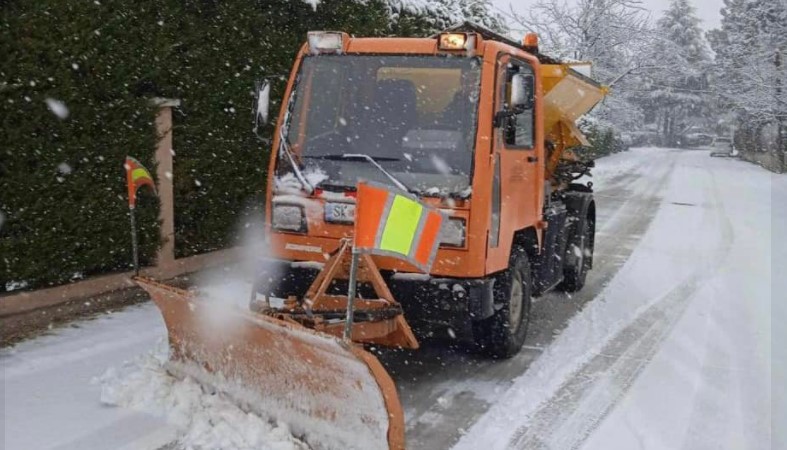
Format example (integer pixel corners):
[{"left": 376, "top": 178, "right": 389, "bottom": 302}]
[
  {"left": 440, "top": 217, "right": 466, "bottom": 248},
  {"left": 272, "top": 204, "right": 306, "bottom": 232}
]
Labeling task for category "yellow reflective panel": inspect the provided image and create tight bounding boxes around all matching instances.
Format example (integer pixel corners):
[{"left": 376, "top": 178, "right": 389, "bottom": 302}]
[
  {"left": 131, "top": 167, "right": 151, "bottom": 182},
  {"left": 379, "top": 195, "right": 423, "bottom": 256}
]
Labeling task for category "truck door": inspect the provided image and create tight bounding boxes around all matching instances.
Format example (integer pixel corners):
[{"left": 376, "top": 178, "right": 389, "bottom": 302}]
[{"left": 486, "top": 54, "right": 544, "bottom": 274}]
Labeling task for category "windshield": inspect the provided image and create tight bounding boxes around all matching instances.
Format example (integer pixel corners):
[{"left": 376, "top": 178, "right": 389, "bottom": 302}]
[{"left": 282, "top": 55, "right": 481, "bottom": 195}]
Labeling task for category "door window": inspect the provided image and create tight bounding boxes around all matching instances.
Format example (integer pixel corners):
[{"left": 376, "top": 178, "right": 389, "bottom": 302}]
[{"left": 501, "top": 61, "right": 535, "bottom": 149}]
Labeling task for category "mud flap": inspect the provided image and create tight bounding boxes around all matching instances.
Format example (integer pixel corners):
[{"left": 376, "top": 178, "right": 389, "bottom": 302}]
[{"left": 135, "top": 277, "right": 404, "bottom": 450}]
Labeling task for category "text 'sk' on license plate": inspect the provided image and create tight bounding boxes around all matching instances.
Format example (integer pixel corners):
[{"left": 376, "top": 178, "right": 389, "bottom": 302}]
[{"left": 325, "top": 202, "right": 355, "bottom": 223}]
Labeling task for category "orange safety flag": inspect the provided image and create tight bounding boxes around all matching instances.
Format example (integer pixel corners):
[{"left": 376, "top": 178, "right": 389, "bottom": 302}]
[
  {"left": 354, "top": 181, "right": 444, "bottom": 272},
  {"left": 124, "top": 156, "right": 156, "bottom": 208}
]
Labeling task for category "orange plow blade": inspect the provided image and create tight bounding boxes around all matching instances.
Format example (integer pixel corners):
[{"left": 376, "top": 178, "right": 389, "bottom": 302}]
[{"left": 135, "top": 277, "right": 404, "bottom": 450}]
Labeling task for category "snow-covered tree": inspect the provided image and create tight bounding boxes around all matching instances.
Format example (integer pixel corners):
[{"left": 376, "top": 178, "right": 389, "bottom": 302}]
[
  {"left": 707, "top": 0, "right": 786, "bottom": 162},
  {"left": 506, "top": 0, "right": 652, "bottom": 136},
  {"left": 640, "top": 0, "right": 712, "bottom": 146},
  {"left": 388, "top": 0, "right": 508, "bottom": 35},
  {"left": 509, "top": 0, "right": 649, "bottom": 78}
]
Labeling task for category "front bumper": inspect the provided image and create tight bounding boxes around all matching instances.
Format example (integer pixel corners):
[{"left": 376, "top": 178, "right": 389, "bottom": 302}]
[{"left": 253, "top": 259, "right": 496, "bottom": 337}]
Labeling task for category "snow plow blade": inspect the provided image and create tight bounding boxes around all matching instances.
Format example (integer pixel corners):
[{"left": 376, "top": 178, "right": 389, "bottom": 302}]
[{"left": 135, "top": 277, "right": 404, "bottom": 450}]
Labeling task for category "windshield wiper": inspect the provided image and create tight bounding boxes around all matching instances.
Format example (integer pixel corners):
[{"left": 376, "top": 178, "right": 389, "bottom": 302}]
[
  {"left": 279, "top": 135, "right": 314, "bottom": 194},
  {"left": 307, "top": 154, "right": 400, "bottom": 162},
  {"left": 278, "top": 92, "right": 314, "bottom": 194},
  {"left": 318, "top": 153, "right": 414, "bottom": 194}
]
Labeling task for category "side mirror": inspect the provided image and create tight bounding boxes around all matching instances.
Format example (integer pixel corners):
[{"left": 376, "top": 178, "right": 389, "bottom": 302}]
[
  {"left": 253, "top": 79, "right": 271, "bottom": 136},
  {"left": 510, "top": 73, "right": 534, "bottom": 110}
]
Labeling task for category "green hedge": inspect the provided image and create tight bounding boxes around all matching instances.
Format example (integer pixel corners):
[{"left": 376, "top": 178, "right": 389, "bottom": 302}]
[
  {"left": 1, "top": 0, "right": 443, "bottom": 292},
  {"left": 167, "top": 0, "right": 399, "bottom": 257},
  {"left": 1, "top": 1, "right": 164, "bottom": 291}
]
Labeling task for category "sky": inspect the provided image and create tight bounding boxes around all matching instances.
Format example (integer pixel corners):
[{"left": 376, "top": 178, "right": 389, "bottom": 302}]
[{"left": 492, "top": 0, "right": 724, "bottom": 36}]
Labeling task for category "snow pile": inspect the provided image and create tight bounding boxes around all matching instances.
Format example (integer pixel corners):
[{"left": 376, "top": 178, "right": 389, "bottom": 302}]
[
  {"left": 97, "top": 217, "right": 308, "bottom": 450},
  {"left": 97, "top": 341, "right": 308, "bottom": 450}
]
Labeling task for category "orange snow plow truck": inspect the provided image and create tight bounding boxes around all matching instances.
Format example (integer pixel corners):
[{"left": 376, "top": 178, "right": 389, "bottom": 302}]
[{"left": 136, "top": 23, "right": 606, "bottom": 450}]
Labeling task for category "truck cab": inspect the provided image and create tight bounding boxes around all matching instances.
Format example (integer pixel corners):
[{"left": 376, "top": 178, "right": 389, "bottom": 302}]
[{"left": 257, "top": 24, "right": 603, "bottom": 357}]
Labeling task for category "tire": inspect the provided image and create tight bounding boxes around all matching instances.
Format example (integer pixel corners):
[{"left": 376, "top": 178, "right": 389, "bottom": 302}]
[
  {"left": 474, "top": 248, "right": 533, "bottom": 359},
  {"left": 561, "top": 215, "right": 593, "bottom": 292}
]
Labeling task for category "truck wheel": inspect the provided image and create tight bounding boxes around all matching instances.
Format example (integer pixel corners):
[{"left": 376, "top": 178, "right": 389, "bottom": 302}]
[
  {"left": 474, "top": 249, "right": 532, "bottom": 359},
  {"left": 561, "top": 216, "right": 593, "bottom": 292}
]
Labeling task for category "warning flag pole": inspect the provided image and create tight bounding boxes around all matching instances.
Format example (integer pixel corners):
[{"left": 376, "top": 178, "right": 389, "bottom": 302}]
[
  {"left": 124, "top": 156, "right": 156, "bottom": 277},
  {"left": 343, "top": 181, "right": 445, "bottom": 342},
  {"left": 129, "top": 205, "right": 140, "bottom": 276}
]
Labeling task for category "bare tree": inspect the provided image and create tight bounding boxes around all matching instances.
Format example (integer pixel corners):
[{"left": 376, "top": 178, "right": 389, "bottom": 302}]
[
  {"left": 506, "top": 0, "right": 651, "bottom": 81},
  {"left": 498, "top": 0, "right": 654, "bottom": 135}
]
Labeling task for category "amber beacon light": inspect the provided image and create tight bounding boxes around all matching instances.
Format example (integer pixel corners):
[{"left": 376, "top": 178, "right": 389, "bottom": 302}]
[{"left": 523, "top": 32, "right": 539, "bottom": 52}]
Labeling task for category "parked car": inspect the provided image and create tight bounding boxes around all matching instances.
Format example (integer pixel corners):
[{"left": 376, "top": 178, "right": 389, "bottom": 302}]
[
  {"left": 685, "top": 132, "right": 715, "bottom": 147},
  {"left": 709, "top": 137, "right": 738, "bottom": 157}
]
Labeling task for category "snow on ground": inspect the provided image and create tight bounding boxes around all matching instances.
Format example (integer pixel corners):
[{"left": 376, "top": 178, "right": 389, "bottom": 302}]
[
  {"left": 579, "top": 165, "right": 781, "bottom": 449},
  {"left": 1, "top": 303, "right": 177, "bottom": 450},
  {"left": 579, "top": 147, "right": 651, "bottom": 191},
  {"left": 773, "top": 172, "right": 787, "bottom": 450},
  {"left": 454, "top": 149, "right": 781, "bottom": 450}
]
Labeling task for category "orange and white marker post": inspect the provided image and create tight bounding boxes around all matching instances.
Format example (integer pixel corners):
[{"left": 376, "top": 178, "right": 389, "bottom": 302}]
[
  {"left": 124, "top": 156, "right": 157, "bottom": 275},
  {"left": 344, "top": 181, "right": 445, "bottom": 340}
]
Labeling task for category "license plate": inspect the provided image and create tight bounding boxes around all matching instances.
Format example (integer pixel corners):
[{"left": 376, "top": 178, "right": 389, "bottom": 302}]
[{"left": 325, "top": 202, "right": 355, "bottom": 223}]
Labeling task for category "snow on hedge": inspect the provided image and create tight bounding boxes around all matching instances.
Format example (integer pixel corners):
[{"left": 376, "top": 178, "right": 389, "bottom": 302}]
[{"left": 304, "top": 0, "right": 506, "bottom": 33}]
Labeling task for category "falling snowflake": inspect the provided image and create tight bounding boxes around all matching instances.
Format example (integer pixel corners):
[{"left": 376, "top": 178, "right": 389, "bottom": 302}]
[
  {"left": 45, "top": 98, "right": 70, "bottom": 119},
  {"left": 57, "top": 162, "right": 72, "bottom": 174}
]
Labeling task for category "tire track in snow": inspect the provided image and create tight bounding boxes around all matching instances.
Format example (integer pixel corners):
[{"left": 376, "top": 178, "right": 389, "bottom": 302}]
[
  {"left": 508, "top": 275, "right": 705, "bottom": 450},
  {"left": 506, "top": 161, "right": 735, "bottom": 450}
]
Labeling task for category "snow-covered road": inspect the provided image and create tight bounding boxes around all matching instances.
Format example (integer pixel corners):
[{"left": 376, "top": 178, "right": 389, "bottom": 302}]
[
  {"left": 1, "top": 303, "right": 177, "bottom": 449},
  {"left": 2, "top": 147, "right": 782, "bottom": 450},
  {"left": 454, "top": 148, "right": 782, "bottom": 450}
]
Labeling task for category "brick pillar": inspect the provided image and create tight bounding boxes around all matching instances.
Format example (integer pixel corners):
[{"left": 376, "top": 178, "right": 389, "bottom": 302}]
[{"left": 152, "top": 98, "right": 180, "bottom": 269}]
